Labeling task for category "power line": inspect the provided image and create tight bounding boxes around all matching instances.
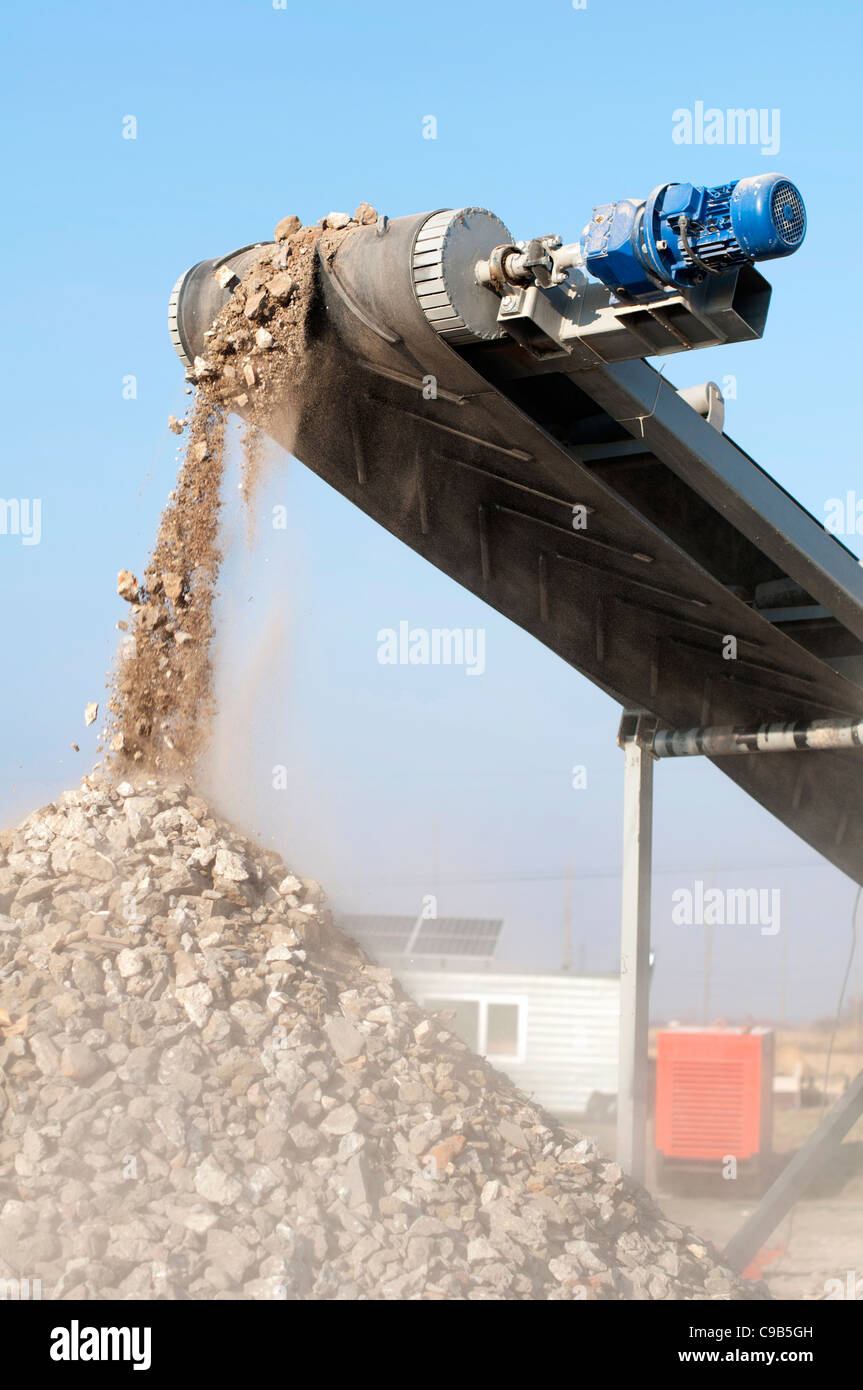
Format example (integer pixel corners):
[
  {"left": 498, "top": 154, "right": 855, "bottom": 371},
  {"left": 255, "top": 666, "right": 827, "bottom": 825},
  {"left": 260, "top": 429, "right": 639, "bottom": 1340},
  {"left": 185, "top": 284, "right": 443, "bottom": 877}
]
[{"left": 380, "top": 859, "right": 829, "bottom": 887}]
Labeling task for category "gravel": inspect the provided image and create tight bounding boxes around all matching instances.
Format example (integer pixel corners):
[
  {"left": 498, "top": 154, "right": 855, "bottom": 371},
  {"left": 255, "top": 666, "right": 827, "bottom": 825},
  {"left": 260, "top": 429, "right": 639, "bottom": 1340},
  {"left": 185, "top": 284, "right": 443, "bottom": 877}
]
[
  {"left": 105, "top": 208, "right": 371, "bottom": 776},
  {"left": 0, "top": 775, "right": 766, "bottom": 1301}
]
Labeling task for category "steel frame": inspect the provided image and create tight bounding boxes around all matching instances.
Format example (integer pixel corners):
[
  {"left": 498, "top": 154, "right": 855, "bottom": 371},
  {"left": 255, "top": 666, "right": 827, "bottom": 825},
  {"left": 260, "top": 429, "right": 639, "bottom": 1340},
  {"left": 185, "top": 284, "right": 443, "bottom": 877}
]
[{"left": 616, "top": 708, "right": 863, "bottom": 1271}]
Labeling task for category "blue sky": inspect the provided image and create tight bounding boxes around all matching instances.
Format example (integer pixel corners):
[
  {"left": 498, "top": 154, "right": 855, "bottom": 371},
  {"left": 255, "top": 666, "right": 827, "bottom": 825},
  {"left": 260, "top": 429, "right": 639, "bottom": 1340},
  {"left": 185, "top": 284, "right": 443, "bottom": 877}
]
[{"left": 2, "top": 0, "right": 861, "bottom": 1022}]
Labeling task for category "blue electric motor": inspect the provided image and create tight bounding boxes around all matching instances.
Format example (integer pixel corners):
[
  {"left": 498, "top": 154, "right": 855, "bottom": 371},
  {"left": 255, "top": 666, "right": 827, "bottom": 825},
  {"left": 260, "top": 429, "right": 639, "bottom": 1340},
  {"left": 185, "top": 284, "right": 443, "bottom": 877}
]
[{"left": 581, "top": 173, "right": 806, "bottom": 299}]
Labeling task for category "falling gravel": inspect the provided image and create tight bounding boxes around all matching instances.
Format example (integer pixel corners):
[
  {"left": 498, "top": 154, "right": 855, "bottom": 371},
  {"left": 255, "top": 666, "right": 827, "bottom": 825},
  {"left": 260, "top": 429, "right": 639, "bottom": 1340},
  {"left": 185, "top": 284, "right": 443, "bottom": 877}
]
[
  {"left": 107, "top": 398, "right": 227, "bottom": 771},
  {"left": 106, "top": 207, "right": 372, "bottom": 774}
]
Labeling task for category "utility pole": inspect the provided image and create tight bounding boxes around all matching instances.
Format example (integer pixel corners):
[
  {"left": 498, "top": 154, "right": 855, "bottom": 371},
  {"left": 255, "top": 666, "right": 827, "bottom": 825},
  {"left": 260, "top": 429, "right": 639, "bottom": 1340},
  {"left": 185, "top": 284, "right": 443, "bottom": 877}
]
[
  {"left": 702, "top": 915, "right": 713, "bottom": 1026},
  {"left": 561, "top": 865, "right": 575, "bottom": 971}
]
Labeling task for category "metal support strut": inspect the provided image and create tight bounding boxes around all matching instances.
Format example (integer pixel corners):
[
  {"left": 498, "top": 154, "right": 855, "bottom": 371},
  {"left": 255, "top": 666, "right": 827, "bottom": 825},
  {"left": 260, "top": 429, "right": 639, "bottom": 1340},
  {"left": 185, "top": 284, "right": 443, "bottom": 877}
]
[
  {"left": 724, "top": 1068, "right": 863, "bottom": 1273},
  {"left": 616, "top": 712, "right": 655, "bottom": 1185},
  {"left": 614, "top": 708, "right": 863, "bottom": 1269}
]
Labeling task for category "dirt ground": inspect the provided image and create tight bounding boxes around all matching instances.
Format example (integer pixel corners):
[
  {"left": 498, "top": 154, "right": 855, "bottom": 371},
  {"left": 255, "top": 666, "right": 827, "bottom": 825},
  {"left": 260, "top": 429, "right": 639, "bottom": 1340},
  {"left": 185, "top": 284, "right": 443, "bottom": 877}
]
[{"left": 577, "top": 1107, "right": 863, "bottom": 1301}]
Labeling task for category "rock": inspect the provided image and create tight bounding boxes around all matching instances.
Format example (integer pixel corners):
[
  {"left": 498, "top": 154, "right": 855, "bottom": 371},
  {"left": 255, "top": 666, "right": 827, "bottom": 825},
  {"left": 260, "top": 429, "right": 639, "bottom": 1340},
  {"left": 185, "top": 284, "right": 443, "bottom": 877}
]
[
  {"left": 320, "top": 1104, "right": 359, "bottom": 1137},
  {"left": 338, "top": 1153, "right": 370, "bottom": 1209},
  {"left": 117, "top": 569, "right": 139, "bottom": 603},
  {"left": 324, "top": 1015, "right": 364, "bottom": 1063},
  {"left": 69, "top": 851, "right": 115, "bottom": 882},
  {"left": 498, "top": 1119, "right": 531, "bottom": 1152},
  {"left": 354, "top": 202, "right": 378, "bottom": 225},
  {"left": 213, "top": 848, "right": 250, "bottom": 882},
  {"left": 161, "top": 572, "right": 184, "bottom": 603},
  {"left": 119, "top": 1047, "right": 157, "bottom": 1085},
  {"left": 138, "top": 603, "right": 166, "bottom": 632},
  {"left": 116, "top": 948, "right": 145, "bottom": 978},
  {"left": 244, "top": 288, "right": 268, "bottom": 321},
  {"left": 168, "top": 415, "right": 184, "bottom": 435},
  {"left": 467, "top": 1237, "right": 499, "bottom": 1263},
  {"left": 254, "top": 328, "right": 274, "bottom": 351},
  {"left": 409, "top": 1118, "right": 442, "bottom": 1155},
  {"left": 177, "top": 983, "right": 213, "bottom": 1028},
  {"left": 71, "top": 957, "right": 104, "bottom": 994},
  {"left": 244, "top": 1275, "right": 289, "bottom": 1300},
  {"left": 288, "top": 1121, "right": 319, "bottom": 1153},
  {"left": 206, "top": 1228, "right": 256, "bottom": 1286},
  {"left": 323, "top": 212, "right": 351, "bottom": 230},
  {"left": 84, "top": 702, "right": 98, "bottom": 727},
  {"left": 268, "top": 272, "right": 295, "bottom": 303},
  {"left": 14, "top": 877, "right": 54, "bottom": 906},
  {"left": 274, "top": 214, "right": 302, "bottom": 241},
  {"left": 29, "top": 1033, "right": 60, "bottom": 1076},
  {"left": 194, "top": 1156, "right": 243, "bottom": 1207},
  {"left": 173, "top": 949, "right": 199, "bottom": 987},
  {"left": 549, "top": 1255, "right": 585, "bottom": 1287},
  {"left": 60, "top": 1043, "right": 104, "bottom": 1083},
  {"left": 229, "top": 1000, "right": 270, "bottom": 1041},
  {"left": 423, "top": 1134, "right": 465, "bottom": 1174}
]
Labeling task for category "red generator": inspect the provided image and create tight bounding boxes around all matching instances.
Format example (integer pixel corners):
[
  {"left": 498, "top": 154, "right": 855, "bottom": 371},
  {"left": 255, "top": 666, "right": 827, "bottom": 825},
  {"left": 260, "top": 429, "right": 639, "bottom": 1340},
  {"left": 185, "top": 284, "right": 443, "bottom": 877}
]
[{"left": 655, "top": 1026, "right": 774, "bottom": 1182}]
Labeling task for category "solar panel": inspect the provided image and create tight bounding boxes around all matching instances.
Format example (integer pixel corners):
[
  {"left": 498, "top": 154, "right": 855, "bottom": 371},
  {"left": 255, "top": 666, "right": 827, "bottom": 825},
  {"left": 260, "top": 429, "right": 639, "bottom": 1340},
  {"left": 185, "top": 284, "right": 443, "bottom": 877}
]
[
  {"left": 342, "top": 914, "right": 502, "bottom": 961},
  {"left": 341, "top": 915, "right": 415, "bottom": 956},
  {"left": 412, "top": 917, "right": 502, "bottom": 957}
]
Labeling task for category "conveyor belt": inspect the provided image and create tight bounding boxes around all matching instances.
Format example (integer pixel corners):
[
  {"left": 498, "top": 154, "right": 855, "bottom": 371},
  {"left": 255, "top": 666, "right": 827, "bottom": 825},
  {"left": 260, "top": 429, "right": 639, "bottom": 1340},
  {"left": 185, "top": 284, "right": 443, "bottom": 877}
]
[{"left": 175, "top": 213, "right": 863, "bottom": 885}]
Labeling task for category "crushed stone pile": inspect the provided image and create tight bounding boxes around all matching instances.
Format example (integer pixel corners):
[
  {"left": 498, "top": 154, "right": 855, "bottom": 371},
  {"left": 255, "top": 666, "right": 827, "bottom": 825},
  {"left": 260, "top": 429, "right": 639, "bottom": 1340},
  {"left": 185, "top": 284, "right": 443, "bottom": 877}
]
[{"left": 0, "top": 778, "right": 764, "bottom": 1301}]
